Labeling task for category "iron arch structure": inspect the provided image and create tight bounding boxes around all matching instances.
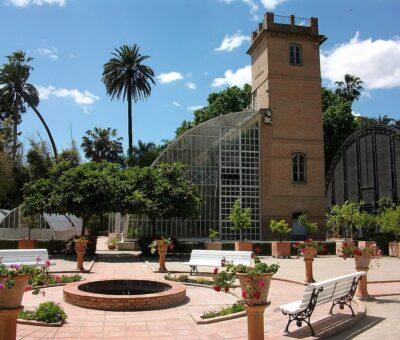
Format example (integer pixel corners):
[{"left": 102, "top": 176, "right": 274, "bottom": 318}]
[{"left": 325, "top": 124, "right": 400, "bottom": 208}]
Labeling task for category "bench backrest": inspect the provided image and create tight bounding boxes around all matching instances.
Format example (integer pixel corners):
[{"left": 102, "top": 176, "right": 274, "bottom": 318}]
[
  {"left": 298, "top": 272, "right": 366, "bottom": 310},
  {"left": 0, "top": 249, "right": 49, "bottom": 267},
  {"left": 188, "top": 250, "right": 252, "bottom": 266}
]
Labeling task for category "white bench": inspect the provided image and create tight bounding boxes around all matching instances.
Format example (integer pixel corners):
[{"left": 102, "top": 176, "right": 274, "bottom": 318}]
[
  {"left": 0, "top": 249, "right": 50, "bottom": 267},
  {"left": 187, "top": 250, "right": 252, "bottom": 275},
  {"left": 276, "top": 272, "right": 365, "bottom": 336}
]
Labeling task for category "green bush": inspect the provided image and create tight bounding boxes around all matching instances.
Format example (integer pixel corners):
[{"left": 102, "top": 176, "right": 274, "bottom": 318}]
[
  {"left": 164, "top": 274, "right": 214, "bottom": 286},
  {"left": 138, "top": 236, "right": 205, "bottom": 256},
  {"left": 19, "top": 301, "right": 67, "bottom": 324},
  {"left": 0, "top": 240, "right": 18, "bottom": 249},
  {"left": 201, "top": 301, "right": 245, "bottom": 319}
]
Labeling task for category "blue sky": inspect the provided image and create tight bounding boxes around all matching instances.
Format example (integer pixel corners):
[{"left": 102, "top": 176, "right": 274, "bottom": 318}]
[{"left": 1, "top": 0, "right": 399, "bottom": 154}]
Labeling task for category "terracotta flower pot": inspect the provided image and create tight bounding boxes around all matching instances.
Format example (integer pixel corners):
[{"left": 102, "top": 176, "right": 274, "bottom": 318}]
[
  {"left": 235, "top": 241, "right": 253, "bottom": 251},
  {"left": 354, "top": 253, "right": 372, "bottom": 269},
  {"left": 206, "top": 242, "right": 222, "bottom": 250},
  {"left": 0, "top": 274, "right": 30, "bottom": 309},
  {"left": 236, "top": 272, "right": 273, "bottom": 306},
  {"left": 75, "top": 240, "right": 88, "bottom": 253},
  {"left": 271, "top": 241, "right": 290, "bottom": 258},
  {"left": 302, "top": 247, "right": 316, "bottom": 260},
  {"left": 388, "top": 242, "right": 399, "bottom": 257},
  {"left": 18, "top": 239, "right": 36, "bottom": 249},
  {"left": 157, "top": 242, "right": 169, "bottom": 272},
  {"left": 74, "top": 239, "right": 88, "bottom": 271}
]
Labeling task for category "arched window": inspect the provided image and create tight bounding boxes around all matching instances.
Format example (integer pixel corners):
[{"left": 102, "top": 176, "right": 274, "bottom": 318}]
[
  {"left": 292, "top": 153, "right": 306, "bottom": 182},
  {"left": 289, "top": 44, "right": 302, "bottom": 65}
]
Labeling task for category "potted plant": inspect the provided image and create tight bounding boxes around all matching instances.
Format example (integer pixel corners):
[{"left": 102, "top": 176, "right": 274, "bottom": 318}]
[
  {"left": 377, "top": 206, "right": 400, "bottom": 258},
  {"left": 107, "top": 237, "right": 118, "bottom": 250},
  {"left": 206, "top": 228, "right": 222, "bottom": 250},
  {"left": 213, "top": 255, "right": 279, "bottom": 340},
  {"left": 327, "top": 201, "right": 360, "bottom": 255},
  {"left": 0, "top": 259, "right": 48, "bottom": 340},
  {"left": 229, "top": 200, "right": 253, "bottom": 251},
  {"left": 293, "top": 239, "right": 322, "bottom": 283},
  {"left": 18, "top": 215, "right": 38, "bottom": 249},
  {"left": 341, "top": 244, "right": 381, "bottom": 300},
  {"left": 73, "top": 237, "right": 89, "bottom": 271},
  {"left": 269, "top": 219, "right": 291, "bottom": 258},
  {"left": 355, "top": 211, "right": 377, "bottom": 248},
  {"left": 149, "top": 237, "right": 173, "bottom": 272}
]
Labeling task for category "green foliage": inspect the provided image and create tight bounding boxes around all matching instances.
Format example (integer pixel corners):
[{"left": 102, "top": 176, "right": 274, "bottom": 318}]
[
  {"left": 322, "top": 87, "right": 359, "bottom": 171},
  {"left": 0, "top": 151, "right": 14, "bottom": 205},
  {"left": 209, "top": 228, "right": 219, "bottom": 242},
  {"left": 376, "top": 206, "right": 400, "bottom": 241},
  {"left": 269, "top": 219, "right": 291, "bottom": 242},
  {"left": 19, "top": 301, "right": 67, "bottom": 324},
  {"left": 127, "top": 140, "right": 162, "bottom": 167},
  {"left": 229, "top": 199, "right": 252, "bottom": 241},
  {"left": 175, "top": 85, "right": 251, "bottom": 138},
  {"left": 201, "top": 301, "right": 245, "bottom": 319},
  {"left": 327, "top": 201, "right": 363, "bottom": 240},
  {"left": 335, "top": 74, "right": 364, "bottom": 103},
  {"left": 25, "top": 140, "right": 52, "bottom": 181},
  {"left": 81, "top": 127, "right": 123, "bottom": 163},
  {"left": 28, "top": 271, "right": 82, "bottom": 288},
  {"left": 164, "top": 274, "right": 214, "bottom": 286},
  {"left": 298, "top": 214, "right": 318, "bottom": 238}
]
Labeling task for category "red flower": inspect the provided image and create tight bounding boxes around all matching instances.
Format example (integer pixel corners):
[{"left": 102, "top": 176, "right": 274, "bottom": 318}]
[
  {"left": 213, "top": 285, "right": 221, "bottom": 292},
  {"left": 293, "top": 242, "right": 299, "bottom": 248},
  {"left": 213, "top": 268, "right": 219, "bottom": 275},
  {"left": 252, "top": 291, "right": 261, "bottom": 300},
  {"left": 55, "top": 275, "right": 61, "bottom": 283},
  {"left": 241, "top": 290, "right": 247, "bottom": 299},
  {"left": 24, "top": 285, "right": 32, "bottom": 292},
  {"left": 255, "top": 247, "right": 262, "bottom": 254},
  {"left": 257, "top": 280, "right": 265, "bottom": 287}
]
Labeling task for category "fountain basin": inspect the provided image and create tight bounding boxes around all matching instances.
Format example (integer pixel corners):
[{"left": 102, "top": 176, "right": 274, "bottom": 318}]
[{"left": 63, "top": 278, "right": 186, "bottom": 311}]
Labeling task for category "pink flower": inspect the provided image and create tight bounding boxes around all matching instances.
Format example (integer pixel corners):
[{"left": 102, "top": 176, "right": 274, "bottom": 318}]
[
  {"left": 0, "top": 283, "right": 4, "bottom": 289},
  {"left": 241, "top": 290, "right": 247, "bottom": 299},
  {"left": 10, "top": 264, "right": 21, "bottom": 270},
  {"left": 252, "top": 291, "right": 261, "bottom": 300},
  {"left": 213, "top": 285, "right": 221, "bottom": 292},
  {"left": 24, "top": 285, "right": 32, "bottom": 292},
  {"left": 213, "top": 268, "right": 219, "bottom": 275},
  {"left": 55, "top": 275, "right": 61, "bottom": 283},
  {"left": 44, "top": 260, "right": 51, "bottom": 268},
  {"left": 257, "top": 280, "right": 265, "bottom": 287},
  {"left": 36, "top": 256, "right": 41, "bottom": 263}
]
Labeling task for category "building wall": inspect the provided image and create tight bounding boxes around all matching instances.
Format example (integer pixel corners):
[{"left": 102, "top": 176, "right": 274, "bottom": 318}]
[{"left": 249, "top": 13, "right": 326, "bottom": 240}]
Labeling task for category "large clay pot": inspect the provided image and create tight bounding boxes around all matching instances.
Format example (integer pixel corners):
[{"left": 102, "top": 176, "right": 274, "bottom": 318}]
[
  {"left": 336, "top": 240, "right": 355, "bottom": 256},
  {"left": 18, "top": 239, "right": 36, "bottom": 249},
  {"left": 206, "top": 242, "right": 222, "bottom": 250},
  {"left": 358, "top": 241, "right": 376, "bottom": 248},
  {"left": 0, "top": 274, "right": 30, "bottom": 309},
  {"left": 235, "top": 241, "right": 253, "bottom": 251},
  {"left": 354, "top": 253, "right": 372, "bottom": 269},
  {"left": 302, "top": 247, "right": 316, "bottom": 260},
  {"left": 158, "top": 242, "right": 169, "bottom": 272},
  {"left": 236, "top": 272, "right": 273, "bottom": 305},
  {"left": 271, "top": 241, "right": 290, "bottom": 258},
  {"left": 75, "top": 239, "right": 88, "bottom": 253},
  {"left": 74, "top": 239, "right": 88, "bottom": 271},
  {"left": 388, "top": 242, "right": 399, "bottom": 257}
]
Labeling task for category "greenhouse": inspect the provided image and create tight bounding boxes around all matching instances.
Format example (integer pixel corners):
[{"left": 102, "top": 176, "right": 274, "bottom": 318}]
[{"left": 128, "top": 110, "right": 262, "bottom": 240}]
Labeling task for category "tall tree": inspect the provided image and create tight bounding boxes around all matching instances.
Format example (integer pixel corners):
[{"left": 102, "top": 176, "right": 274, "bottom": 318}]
[
  {"left": 102, "top": 45, "right": 155, "bottom": 156},
  {"left": 127, "top": 140, "right": 161, "bottom": 167},
  {"left": 335, "top": 74, "right": 364, "bottom": 103},
  {"left": 81, "top": 127, "right": 123, "bottom": 163},
  {"left": 0, "top": 51, "right": 58, "bottom": 158}
]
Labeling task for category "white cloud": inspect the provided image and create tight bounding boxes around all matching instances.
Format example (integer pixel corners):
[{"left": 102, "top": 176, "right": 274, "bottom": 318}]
[
  {"left": 37, "top": 85, "right": 100, "bottom": 113},
  {"left": 321, "top": 32, "right": 400, "bottom": 90},
  {"left": 6, "top": 0, "right": 66, "bottom": 7},
  {"left": 186, "top": 82, "right": 197, "bottom": 90},
  {"left": 212, "top": 65, "right": 251, "bottom": 87},
  {"left": 215, "top": 32, "right": 250, "bottom": 52},
  {"left": 37, "top": 47, "right": 58, "bottom": 60},
  {"left": 157, "top": 72, "right": 184, "bottom": 84},
  {"left": 352, "top": 111, "right": 361, "bottom": 117},
  {"left": 172, "top": 101, "right": 182, "bottom": 108},
  {"left": 187, "top": 105, "right": 203, "bottom": 111},
  {"left": 260, "top": 0, "right": 287, "bottom": 10}
]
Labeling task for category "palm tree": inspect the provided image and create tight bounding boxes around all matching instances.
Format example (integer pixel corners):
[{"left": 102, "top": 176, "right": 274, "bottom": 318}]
[
  {"left": 128, "top": 140, "right": 160, "bottom": 167},
  {"left": 0, "top": 51, "right": 58, "bottom": 159},
  {"left": 81, "top": 127, "right": 123, "bottom": 163},
  {"left": 102, "top": 45, "right": 155, "bottom": 156},
  {"left": 377, "top": 114, "right": 395, "bottom": 125},
  {"left": 335, "top": 74, "right": 364, "bottom": 103}
]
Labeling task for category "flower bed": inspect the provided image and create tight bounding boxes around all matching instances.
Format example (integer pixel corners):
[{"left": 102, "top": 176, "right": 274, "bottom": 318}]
[
  {"left": 29, "top": 273, "right": 82, "bottom": 288},
  {"left": 201, "top": 300, "right": 245, "bottom": 319},
  {"left": 18, "top": 301, "right": 67, "bottom": 326},
  {"left": 164, "top": 274, "right": 213, "bottom": 286}
]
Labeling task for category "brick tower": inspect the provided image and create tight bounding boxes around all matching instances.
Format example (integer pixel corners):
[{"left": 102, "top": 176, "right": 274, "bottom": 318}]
[{"left": 247, "top": 13, "right": 326, "bottom": 239}]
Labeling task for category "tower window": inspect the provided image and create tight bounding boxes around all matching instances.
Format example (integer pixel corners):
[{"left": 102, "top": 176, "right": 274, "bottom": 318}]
[
  {"left": 290, "top": 44, "right": 302, "bottom": 65},
  {"left": 292, "top": 153, "right": 306, "bottom": 182}
]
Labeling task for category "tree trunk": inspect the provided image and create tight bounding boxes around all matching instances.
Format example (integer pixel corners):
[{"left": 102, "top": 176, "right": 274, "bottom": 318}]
[
  {"left": 127, "top": 88, "right": 133, "bottom": 157},
  {"left": 12, "top": 107, "right": 18, "bottom": 160},
  {"left": 81, "top": 216, "right": 90, "bottom": 237},
  {"left": 22, "top": 94, "right": 58, "bottom": 159},
  {"left": 240, "top": 230, "right": 243, "bottom": 242}
]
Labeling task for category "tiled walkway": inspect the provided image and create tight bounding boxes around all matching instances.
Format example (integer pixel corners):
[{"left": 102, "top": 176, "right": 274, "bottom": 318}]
[{"left": 16, "top": 252, "right": 366, "bottom": 339}]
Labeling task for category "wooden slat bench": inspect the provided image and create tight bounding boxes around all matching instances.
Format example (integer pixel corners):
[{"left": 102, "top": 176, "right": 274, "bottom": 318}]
[
  {"left": 276, "top": 272, "right": 365, "bottom": 336},
  {"left": 186, "top": 250, "right": 252, "bottom": 275},
  {"left": 0, "top": 249, "right": 50, "bottom": 267}
]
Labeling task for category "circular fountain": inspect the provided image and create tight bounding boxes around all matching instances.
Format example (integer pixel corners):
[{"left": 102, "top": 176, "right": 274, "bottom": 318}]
[{"left": 63, "top": 278, "right": 186, "bottom": 311}]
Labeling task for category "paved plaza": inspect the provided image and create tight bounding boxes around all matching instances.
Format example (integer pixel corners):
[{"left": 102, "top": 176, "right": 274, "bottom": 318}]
[{"left": 15, "top": 242, "right": 400, "bottom": 340}]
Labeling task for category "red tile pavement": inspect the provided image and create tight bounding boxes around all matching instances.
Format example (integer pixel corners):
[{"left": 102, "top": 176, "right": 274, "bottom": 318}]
[{"left": 16, "top": 254, "right": 393, "bottom": 339}]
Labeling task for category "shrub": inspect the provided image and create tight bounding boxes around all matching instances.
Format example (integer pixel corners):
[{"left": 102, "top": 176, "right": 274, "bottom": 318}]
[
  {"left": 201, "top": 301, "right": 245, "bottom": 319},
  {"left": 19, "top": 301, "right": 67, "bottom": 324},
  {"left": 164, "top": 274, "right": 214, "bottom": 286},
  {"left": 269, "top": 219, "right": 291, "bottom": 242}
]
